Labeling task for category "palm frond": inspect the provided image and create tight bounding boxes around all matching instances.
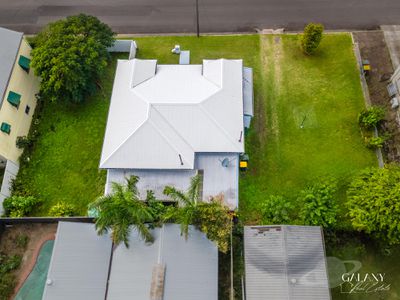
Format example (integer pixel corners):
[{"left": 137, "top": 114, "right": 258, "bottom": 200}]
[{"left": 187, "top": 174, "right": 201, "bottom": 204}]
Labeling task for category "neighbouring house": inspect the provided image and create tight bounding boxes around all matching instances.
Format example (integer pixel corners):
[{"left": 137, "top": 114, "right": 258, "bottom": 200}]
[
  {"left": 100, "top": 56, "right": 253, "bottom": 209},
  {"left": 42, "top": 222, "right": 218, "bottom": 300},
  {"left": 0, "top": 27, "right": 40, "bottom": 212},
  {"left": 244, "top": 225, "right": 331, "bottom": 300}
]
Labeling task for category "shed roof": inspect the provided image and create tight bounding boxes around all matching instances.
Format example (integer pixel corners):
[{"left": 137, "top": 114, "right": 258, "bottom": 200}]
[
  {"left": 42, "top": 222, "right": 112, "bottom": 300},
  {"left": 100, "top": 58, "right": 244, "bottom": 169},
  {"left": 107, "top": 224, "right": 218, "bottom": 300},
  {"left": 244, "top": 225, "right": 331, "bottom": 300},
  {"left": 0, "top": 27, "right": 23, "bottom": 106}
]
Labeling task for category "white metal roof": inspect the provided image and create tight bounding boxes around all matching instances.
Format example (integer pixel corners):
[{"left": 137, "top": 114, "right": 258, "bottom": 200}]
[
  {"left": 244, "top": 225, "right": 331, "bottom": 300},
  {"left": 0, "top": 27, "right": 22, "bottom": 105},
  {"left": 100, "top": 58, "right": 244, "bottom": 169},
  {"left": 42, "top": 222, "right": 112, "bottom": 300},
  {"left": 107, "top": 224, "right": 218, "bottom": 300}
]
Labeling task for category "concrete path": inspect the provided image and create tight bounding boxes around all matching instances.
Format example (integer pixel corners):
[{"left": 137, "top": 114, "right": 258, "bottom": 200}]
[
  {"left": 0, "top": 0, "right": 400, "bottom": 34},
  {"left": 381, "top": 25, "right": 400, "bottom": 69}
]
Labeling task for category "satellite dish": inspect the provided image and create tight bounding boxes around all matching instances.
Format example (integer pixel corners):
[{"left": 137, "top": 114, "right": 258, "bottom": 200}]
[{"left": 221, "top": 158, "right": 230, "bottom": 167}]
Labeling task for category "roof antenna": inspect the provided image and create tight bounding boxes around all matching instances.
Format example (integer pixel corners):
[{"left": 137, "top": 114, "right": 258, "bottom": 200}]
[
  {"left": 179, "top": 154, "right": 184, "bottom": 165},
  {"left": 238, "top": 131, "right": 243, "bottom": 143}
]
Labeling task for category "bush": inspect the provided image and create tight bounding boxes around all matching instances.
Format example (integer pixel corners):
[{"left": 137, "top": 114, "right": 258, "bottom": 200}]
[
  {"left": 2, "top": 196, "right": 42, "bottom": 217},
  {"left": 261, "top": 195, "right": 296, "bottom": 224},
  {"left": 15, "top": 235, "right": 29, "bottom": 249},
  {"left": 15, "top": 136, "right": 33, "bottom": 150},
  {"left": 0, "top": 254, "right": 21, "bottom": 300},
  {"left": 145, "top": 191, "right": 167, "bottom": 226},
  {"left": 358, "top": 106, "right": 385, "bottom": 129},
  {"left": 347, "top": 165, "right": 400, "bottom": 244},
  {"left": 301, "top": 23, "right": 324, "bottom": 55},
  {"left": 49, "top": 202, "right": 77, "bottom": 217},
  {"left": 365, "top": 134, "right": 389, "bottom": 149},
  {"left": 299, "top": 178, "right": 339, "bottom": 228}
]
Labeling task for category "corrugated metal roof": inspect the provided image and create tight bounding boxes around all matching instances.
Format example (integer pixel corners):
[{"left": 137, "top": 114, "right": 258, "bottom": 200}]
[
  {"left": 243, "top": 67, "right": 254, "bottom": 117},
  {"left": 244, "top": 225, "right": 331, "bottom": 300},
  {"left": 100, "top": 59, "right": 244, "bottom": 169},
  {"left": 105, "top": 152, "right": 239, "bottom": 209},
  {"left": 107, "top": 224, "right": 218, "bottom": 300},
  {"left": 0, "top": 27, "right": 23, "bottom": 106},
  {"left": 42, "top": 222, "right": 112, "bottom": 300}
]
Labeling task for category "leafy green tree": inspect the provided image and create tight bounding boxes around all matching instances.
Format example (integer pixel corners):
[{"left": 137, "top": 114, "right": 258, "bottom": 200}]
[
  {"left": 31, "top": 14, "right": 115, "bottom": 103},
  {"left": 163, "top": 175, "right": 232, "bottom": 253},
  {"left": 89, "top": 176, "right": 154, "bottom": 248},
  {"left": 261, "top": 195, "right": 296, "bottom": 224},
  {"left": 358, "top": 106, "right": 386, "bottom": 129},
  {"left": 347, "top": 165, "right": 400, "bottom": 244},
  {"left": 301, "top": 23, "right": 324, "bottom": 55},
  {"left": 299, "top": 178, "right": 338, "bottom": 228},
  {"left": 2, "top": 196, "right": 42, "bottom": 217}
]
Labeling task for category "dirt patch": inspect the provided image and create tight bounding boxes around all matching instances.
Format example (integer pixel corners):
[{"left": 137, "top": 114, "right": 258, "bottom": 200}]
[
  {"left": 353, "top": 31, "right": 400, "bottom": 162},
  {"left": 0, "top": 223, "right": 57, "bottom": 299}
]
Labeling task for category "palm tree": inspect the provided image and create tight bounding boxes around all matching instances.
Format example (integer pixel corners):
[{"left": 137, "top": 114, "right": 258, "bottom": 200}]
[
  {"left": 89, "top": 176, "right": 154, "bottom": 248},
  {"left": 163, "top": 174, "right": 232, "bottom": 252},
  {"left": 163, "top": 175, "right": 201, "bottom": 239}
]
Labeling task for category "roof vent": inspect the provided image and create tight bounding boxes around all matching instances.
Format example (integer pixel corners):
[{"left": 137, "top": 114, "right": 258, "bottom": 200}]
[{"left": 150, "top": 264, "right": 166, "bottom": 300}]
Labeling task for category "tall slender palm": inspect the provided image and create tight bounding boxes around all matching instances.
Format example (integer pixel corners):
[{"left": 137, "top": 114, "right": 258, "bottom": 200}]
[
  {"left": 163, "top": 175, "right": 201, "bottom": 239},
  {"left": 89, "top": 176, "right": 154, "bottom": 248}
]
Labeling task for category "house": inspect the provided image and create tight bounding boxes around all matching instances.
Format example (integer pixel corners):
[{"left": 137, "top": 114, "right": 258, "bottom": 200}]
[
  {"left": 244, "top": 225, "right": 331, "bottom": 300},
  {"left": 42, "top": 222, "right": 218, "bottom": 300},
  {"left": 100, "top": 57, "right": 253, "bottom": 209},
  {"left": 0, "top": 27, "right": 40, "bottom": 212}
]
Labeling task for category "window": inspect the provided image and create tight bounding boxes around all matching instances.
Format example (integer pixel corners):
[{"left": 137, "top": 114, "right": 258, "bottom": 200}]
[
  {"left": 7, "top": 91, "right": 21, "bottom": 108},
  {"left": 25, "top": 105, "right": 30, "bottom": 115},
  {"left": 18, "top": 55, "right": 31, "bottom": 72},
  {"left": 0, "top": 122, "right": 11, "bottom": 134}
]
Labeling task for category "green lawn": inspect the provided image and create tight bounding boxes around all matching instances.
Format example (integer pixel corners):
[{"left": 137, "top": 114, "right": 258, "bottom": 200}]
[
  {"left": 14, "top": 53, "right": 127, "bottom": 215},
  {"left": 239, "top": 34, "right": 377, "bottom": 222}
]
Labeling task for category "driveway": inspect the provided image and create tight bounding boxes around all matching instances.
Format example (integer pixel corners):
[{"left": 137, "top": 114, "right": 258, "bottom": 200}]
[{"left": 0, "top": 0, "right": 400, "bottom": 34}]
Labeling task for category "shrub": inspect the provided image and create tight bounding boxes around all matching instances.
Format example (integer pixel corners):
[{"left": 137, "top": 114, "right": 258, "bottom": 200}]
[
  {"left": 347, "top": 165, "right": 400, "bottom": 245},
  {"left": 2, "top": 196, "right": 42, "bottom": 217},
  {"left": 358, "top": 106, "right": 385, "bottom": 129},
  {"left": 301, "top": 23, "right": 324, "bottom": 55},
  {"left": 261, "top": 195, "right": 296, "bottom": 224},
  {"left": 15, "top": 136, "right": 33, "bottom": 150},
  {"left": 145, "top": 191, "right": 167, "bottom": 226},
  {"left": 0, "top": 254, "right": 21, "bottom": 300},
  {"left": 366, "top": 134, "right": 389, "bottom": 149},
  {"left": 49, "top": 202, "right": 77, "bottom": 217},
  {"left": 299, "top": 178, "right": 339, "bottom": 228},
  {"left": 15, "top": 235, "right": 29, "bottom": 249}
]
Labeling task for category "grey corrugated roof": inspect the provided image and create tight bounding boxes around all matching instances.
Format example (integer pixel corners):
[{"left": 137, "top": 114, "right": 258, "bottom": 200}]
[
  {"left": 107, "top": 224, "right": 218, "bottom": 300},
  {"left": 243, "top": 67, "right": 254, "bottom": 117},
  {"left": 0, "top": 27, "right": 23, "bottom": 105},
  {"left": 105, "top": 152, "right": 239, "bottom": 209},
  {"left": 42, "top": 222, "right": 112, "bottom": 300},
  {"left": 244, "top": 225, "right": 331, "bottom": 300}
]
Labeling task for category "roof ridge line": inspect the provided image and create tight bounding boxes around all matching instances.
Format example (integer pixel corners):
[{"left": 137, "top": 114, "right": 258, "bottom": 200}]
[{"left": 149, "top": 106, "right": 194, "bottom": 168}]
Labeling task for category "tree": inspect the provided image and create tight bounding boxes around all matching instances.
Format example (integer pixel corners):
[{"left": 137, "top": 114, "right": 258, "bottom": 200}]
[
  {"left": 163, "top": 175, "right": 232, "bottom": 253},
  {"left": 31, "top": 14, "right": 115, "bottom": 103},
  {"left": 347, "top": 165, "right": 400, "bottom": 244},
  {"left": 89, "top": 176, "right": 154, "bottom": 248},
  {"left": 301, "top": 23, "right": 324, "bottom": 55},
  {"left": 261, "top": 195, "right": 296, "bottom": 224},
  {"left": 299, "top": 178, "right": 338, "bottom": 228}
]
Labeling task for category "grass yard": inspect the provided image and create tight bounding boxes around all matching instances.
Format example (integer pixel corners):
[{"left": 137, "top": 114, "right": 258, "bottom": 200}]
[
  {"left": 239, "top": 34, "right": 377, "bottom": 222},
  {"left": 14, "top": 53, "right": 127, "bottom": 215}
]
